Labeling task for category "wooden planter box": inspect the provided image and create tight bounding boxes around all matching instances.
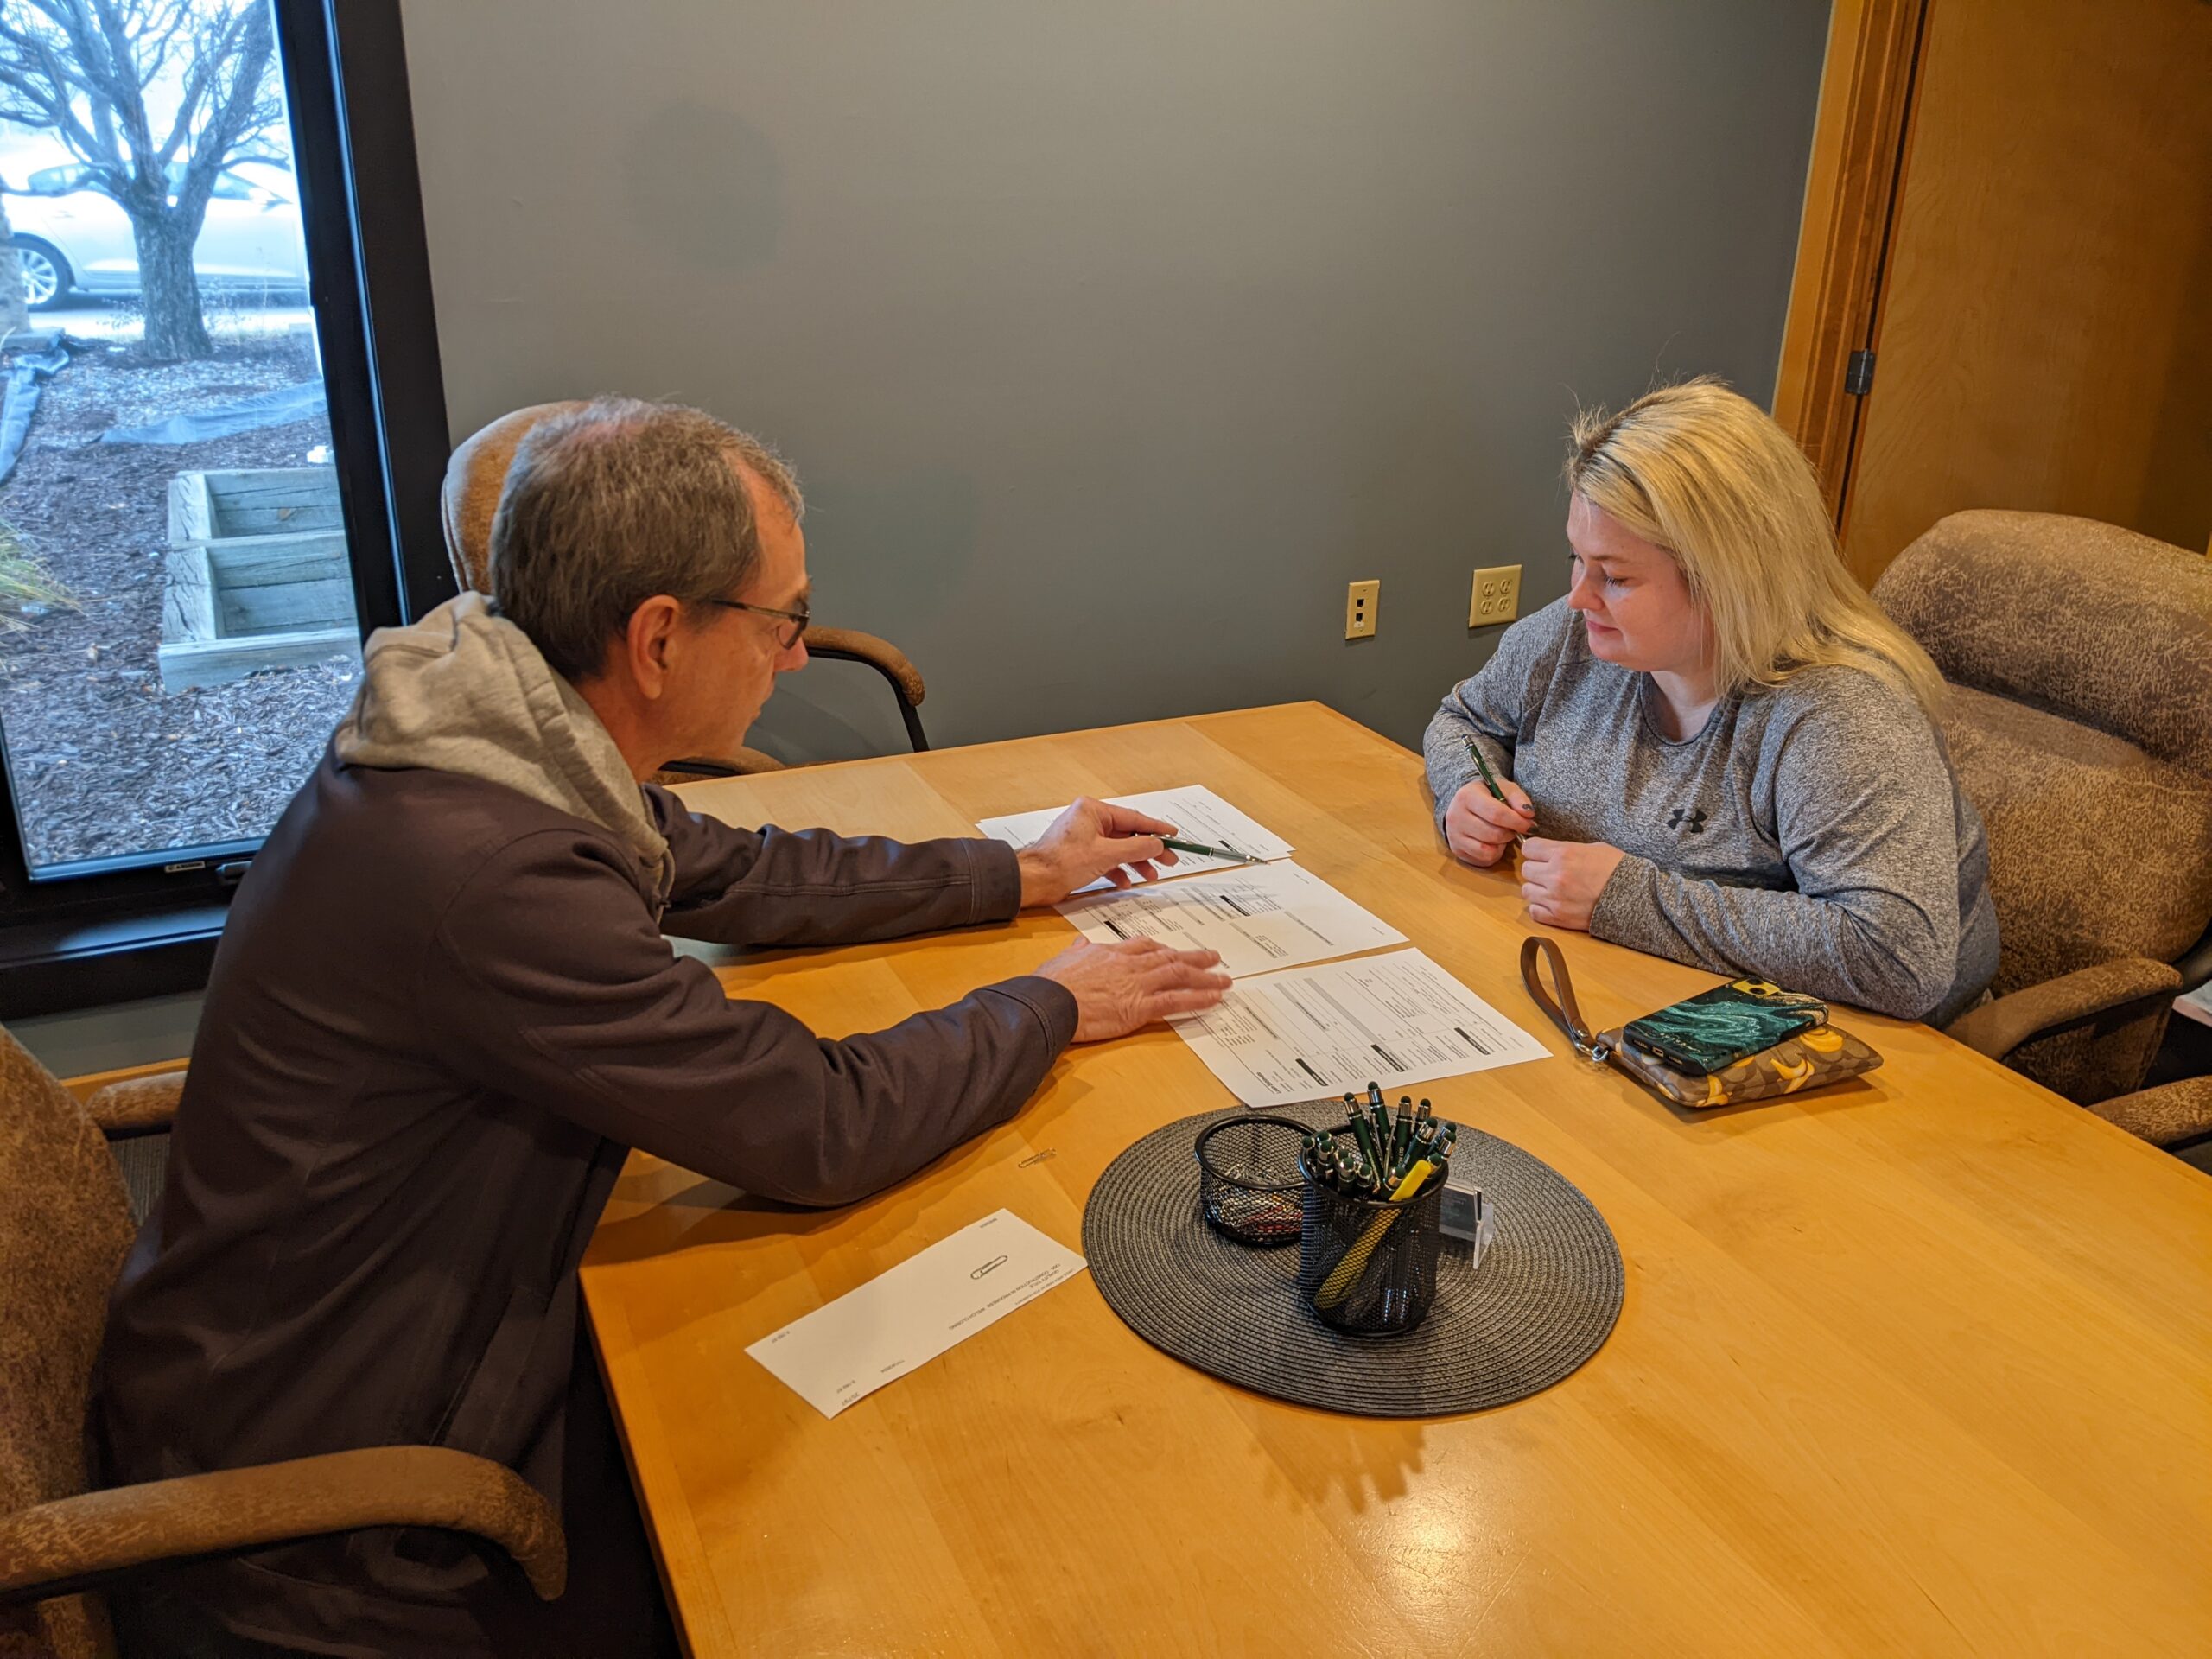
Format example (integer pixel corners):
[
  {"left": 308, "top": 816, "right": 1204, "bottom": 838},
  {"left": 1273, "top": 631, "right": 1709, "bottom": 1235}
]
[{"left": 158, "top": 467, "right": 359, "bottom": 692}]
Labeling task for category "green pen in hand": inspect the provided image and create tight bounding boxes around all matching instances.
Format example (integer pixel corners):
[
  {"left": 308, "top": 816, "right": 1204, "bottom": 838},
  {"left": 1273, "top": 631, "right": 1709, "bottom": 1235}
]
[
  {"left": 1459, "top": 734, "right": 1529, "bottom": 846},
  {"left": 1157, "top": 834, "right": 1266, "bottom": 866}
]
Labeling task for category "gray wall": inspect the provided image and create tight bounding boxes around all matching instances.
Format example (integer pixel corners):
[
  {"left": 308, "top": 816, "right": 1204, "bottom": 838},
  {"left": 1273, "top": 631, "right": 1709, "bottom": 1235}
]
[
  {"left": 403, "top": 0, "right": 1828, "bottom": 762},
  {"left": 16, "top": 0, "right": 1830, "bottom": 1077}
]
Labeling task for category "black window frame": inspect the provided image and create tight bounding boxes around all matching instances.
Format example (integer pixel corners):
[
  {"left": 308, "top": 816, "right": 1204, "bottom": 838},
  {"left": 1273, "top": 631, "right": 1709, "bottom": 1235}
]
[{"left": 0, "top": 0, "right": 453, "bottom": 1018}]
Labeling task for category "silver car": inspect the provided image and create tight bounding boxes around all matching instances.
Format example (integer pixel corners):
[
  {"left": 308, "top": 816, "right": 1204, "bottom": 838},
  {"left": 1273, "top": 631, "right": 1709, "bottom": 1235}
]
[{"left": 5, "top": 159, "right": 308, "bottom": 308}]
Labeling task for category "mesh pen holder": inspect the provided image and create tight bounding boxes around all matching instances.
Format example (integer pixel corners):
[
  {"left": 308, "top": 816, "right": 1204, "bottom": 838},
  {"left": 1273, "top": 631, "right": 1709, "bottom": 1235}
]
[
  {"left": 1297, "top": 1163, "right": 1446, "bottom": 1337},
  {"left": 1193, "top": 1115, "right": 1309, "bottom": 1247}
]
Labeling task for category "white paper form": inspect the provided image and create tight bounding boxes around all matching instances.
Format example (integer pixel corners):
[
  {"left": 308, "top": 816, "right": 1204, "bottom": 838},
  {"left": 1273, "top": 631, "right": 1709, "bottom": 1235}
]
[
  {"left": 1171, "top": 948, "right": 1548, "bottom": 1107},
  {"left": 745, "top": 1210, "right": 1085, "bottom": 1420},
  {"left": 976, "top": 785, "right": 1293, "bottom": 893},
  {"left": 2175, "top": 979, "right": 2212, "bottom": 1029},
  {"left": 1056, "top": 861, "right": 1406, "bottom": 978}
]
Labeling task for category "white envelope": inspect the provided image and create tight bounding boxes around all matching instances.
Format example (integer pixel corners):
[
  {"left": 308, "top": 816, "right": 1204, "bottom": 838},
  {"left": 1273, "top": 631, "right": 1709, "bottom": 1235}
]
[{"left": 746, "top": 1210, "right": 1087, "bottom": 1419}]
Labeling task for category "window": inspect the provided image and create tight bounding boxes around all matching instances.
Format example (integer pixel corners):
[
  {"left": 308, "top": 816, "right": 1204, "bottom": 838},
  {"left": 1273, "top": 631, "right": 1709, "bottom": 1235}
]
[{"left": 0, "top": 0, "right": 450, "bottom": 1014}]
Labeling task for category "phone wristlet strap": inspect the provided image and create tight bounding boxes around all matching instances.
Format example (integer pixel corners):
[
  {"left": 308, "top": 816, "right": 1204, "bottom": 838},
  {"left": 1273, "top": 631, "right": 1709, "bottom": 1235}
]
[{"left": 1519, "top": 937, "right": 1614, "bottom": 1065}]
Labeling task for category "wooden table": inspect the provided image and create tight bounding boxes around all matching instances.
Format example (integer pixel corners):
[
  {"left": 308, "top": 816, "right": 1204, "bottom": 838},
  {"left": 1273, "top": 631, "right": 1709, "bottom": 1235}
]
[{"left": 582, "top": 703, "right": 2212, "bottom": 1656}]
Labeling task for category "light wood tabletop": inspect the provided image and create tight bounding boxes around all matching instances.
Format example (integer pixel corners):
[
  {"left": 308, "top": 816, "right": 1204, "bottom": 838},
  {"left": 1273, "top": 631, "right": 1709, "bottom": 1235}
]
[{"left": 582, "top": 702, "right": 2212, "bottom": 1657}]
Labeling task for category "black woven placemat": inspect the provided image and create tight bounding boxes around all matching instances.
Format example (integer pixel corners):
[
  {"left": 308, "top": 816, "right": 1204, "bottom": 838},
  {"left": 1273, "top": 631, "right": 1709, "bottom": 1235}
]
[{"left": 1083, "top": 1100, "right": 1624, "bottom": 1417}]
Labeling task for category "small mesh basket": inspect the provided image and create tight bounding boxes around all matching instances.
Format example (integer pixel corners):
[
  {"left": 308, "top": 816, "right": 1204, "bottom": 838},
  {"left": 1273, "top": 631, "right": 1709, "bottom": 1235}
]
[
  {"left": 1297, "top": 1166, "right": 1446, "bottom": 1336},
  {"left": 1193, "top": 1115, "right": 1309, "bottom": 1247}
]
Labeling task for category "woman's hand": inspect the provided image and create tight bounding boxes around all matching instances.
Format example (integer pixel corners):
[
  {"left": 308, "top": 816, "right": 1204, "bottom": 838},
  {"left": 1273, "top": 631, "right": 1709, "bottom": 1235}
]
[
  {"left": 1519, "top": 837, "right": 1627, "bottom": 931},
  {"left": 1443, "top": 779, "right": 1536, "bottom": 868}
]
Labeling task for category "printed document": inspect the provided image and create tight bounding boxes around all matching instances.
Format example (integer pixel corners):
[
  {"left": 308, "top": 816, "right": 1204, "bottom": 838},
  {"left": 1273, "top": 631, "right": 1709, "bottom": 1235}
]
[
  {"left": 1171, "top": 948, "right": 1548, "bottom": 1107},
  {"left": 1057, "top": 861, "right": 1404, "bottom": 978},
  {"left": 746, "top": 1210, "right": 1085, "bottom": 1420},
  {"left": 976, "top": 785, "right": 1292, "bottom": 892}
]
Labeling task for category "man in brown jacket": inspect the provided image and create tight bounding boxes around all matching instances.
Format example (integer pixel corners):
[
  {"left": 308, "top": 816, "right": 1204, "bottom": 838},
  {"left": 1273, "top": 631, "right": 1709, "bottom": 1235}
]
[{"left": 95, "top": 398, "right": 1228, "bottom": 1656}]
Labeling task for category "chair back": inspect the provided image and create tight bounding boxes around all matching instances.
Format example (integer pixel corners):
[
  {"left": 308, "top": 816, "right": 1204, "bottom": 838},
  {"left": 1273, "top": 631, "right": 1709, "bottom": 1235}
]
[
  {"left": 1878, "top": 510, "right": 2212, "bottom": 770},
  {"left": 439, "top": 400, "right": 927, "bottom": 781},
  {"left": 1876, "top": 511, "right": 2212, "bottom": 1098},
  {"left": 0, "top": 1027, "right": 135, "bottom": 1657},
  {"left": 439, "top": 400, "right": 589, "bottom": 594}
]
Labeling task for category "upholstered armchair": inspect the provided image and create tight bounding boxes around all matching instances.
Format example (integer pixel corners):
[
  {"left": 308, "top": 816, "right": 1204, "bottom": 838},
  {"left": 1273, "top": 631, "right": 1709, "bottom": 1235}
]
[
  {"left": 0, "top": 1028, "right": 563, "bottom": 1658},
  {"left": 440, "top": 402, "right": 931, "bottom": 783},
  {"left": 1875, "top": 510, "right": 2212, "bottom": 1146}
]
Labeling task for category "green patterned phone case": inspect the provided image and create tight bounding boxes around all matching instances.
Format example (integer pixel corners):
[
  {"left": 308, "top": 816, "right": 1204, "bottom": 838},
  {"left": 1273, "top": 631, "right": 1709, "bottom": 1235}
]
[{"left": 1622, "top": 979, "right": 1828, "bottom": 1076}]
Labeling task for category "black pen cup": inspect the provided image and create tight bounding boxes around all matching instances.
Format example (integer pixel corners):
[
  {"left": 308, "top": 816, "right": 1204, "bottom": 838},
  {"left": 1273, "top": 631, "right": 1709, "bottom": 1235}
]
[
  {"left": 1297, "top": 1166, "right": 1445, "bottom": 1336},
  {"left": 1193, "top": 1115, "right": 1309, "bottom": 1247}
]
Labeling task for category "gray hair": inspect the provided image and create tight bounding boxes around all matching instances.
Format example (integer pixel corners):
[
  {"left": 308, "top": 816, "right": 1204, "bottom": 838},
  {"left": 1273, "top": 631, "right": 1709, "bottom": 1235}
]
[{"left": 487, "top": 395, "right": 803, "bottom": 681}]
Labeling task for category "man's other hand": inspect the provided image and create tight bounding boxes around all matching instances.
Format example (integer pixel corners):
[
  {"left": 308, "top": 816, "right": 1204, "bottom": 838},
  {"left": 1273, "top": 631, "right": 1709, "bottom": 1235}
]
[
  {"left": 1035, "top": 938, "right": 1231, "bottom": 1041},
  {"left": 1015, "top": 797, "right": 1179, "bottom": 906}
]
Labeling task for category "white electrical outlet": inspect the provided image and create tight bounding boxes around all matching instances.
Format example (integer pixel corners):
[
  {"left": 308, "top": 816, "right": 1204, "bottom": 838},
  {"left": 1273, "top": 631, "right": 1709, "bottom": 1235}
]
[{"left": 1469, "top": 564, "right": 1521, "bottom": 627}]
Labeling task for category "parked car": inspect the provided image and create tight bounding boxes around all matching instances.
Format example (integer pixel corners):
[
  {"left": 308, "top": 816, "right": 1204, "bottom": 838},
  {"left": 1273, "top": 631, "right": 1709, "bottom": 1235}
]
[{"left": 4, "top": 159, "right": 308, "bottom": 308}]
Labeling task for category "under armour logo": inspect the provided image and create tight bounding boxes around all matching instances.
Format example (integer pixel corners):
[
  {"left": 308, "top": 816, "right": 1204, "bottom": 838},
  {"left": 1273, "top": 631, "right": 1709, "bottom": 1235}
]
[{"left": 1667, "top": 805, "right": 1707, "bottom": 834}]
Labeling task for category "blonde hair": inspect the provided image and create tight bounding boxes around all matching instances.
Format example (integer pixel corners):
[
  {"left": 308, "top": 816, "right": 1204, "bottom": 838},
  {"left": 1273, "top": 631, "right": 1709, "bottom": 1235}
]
[{"left": 1564, "top": 376, "right": 1942, "bottom": 709}]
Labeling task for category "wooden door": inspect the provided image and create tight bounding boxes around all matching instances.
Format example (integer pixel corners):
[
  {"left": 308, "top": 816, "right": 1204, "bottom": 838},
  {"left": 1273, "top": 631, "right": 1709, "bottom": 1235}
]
[{"left": 1785, "top": 0, "right": 2212, "bottom": 587}]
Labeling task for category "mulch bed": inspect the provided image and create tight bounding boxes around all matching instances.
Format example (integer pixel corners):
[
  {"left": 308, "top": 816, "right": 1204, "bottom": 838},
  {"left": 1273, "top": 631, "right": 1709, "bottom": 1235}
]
[{"left": 0, "top": 334, "right": 355, "bottom": 871}]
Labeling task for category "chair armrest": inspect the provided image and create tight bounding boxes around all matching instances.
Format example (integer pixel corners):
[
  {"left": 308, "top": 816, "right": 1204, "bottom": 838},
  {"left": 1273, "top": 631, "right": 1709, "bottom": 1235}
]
[
  {"left": 2089, "top": 1076, "right": 2212, "bottom": 1147},
  {"left": 2174, "top": 920, "right": 2212, "bottom": 994},
  {"left": 652, "top": 747, "right": 786, "bottom": 784},
  {"left": 0, "top": 1446, "right": 564, "bottom": 1607},
  {"left": 1944, "top": 957, "right": 2182, "bottom": 1061},
  {"left": 83, "top": 1071, "right": 186, "bottom": 1140},
  {"left": 802, "top": 626, "right": 926, "bottom": 707}
]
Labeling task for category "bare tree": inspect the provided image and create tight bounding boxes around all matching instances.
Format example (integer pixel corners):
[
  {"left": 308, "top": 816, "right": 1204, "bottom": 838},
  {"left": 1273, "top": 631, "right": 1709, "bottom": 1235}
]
[
  {"left": 0, "top": 196, "right": 26, "bottom": 340},
  {"left": 0, "top": 0, "right": 277, "bottom": 359}
]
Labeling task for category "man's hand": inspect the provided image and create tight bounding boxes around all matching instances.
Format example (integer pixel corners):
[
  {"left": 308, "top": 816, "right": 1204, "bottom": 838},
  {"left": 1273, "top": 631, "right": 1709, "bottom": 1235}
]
[
  {"left": 1016, "top": 798, "right": 1180, "bottom": 906},
  {"left": 1034, "top": 938, "right": 1231, "bottom": 1041},
  {"left": 1443, "top": 778, "right": 1536, "bottom": 868},
  {"left": 1518, "top": 837, "right": 1628, "bottom": 931}
]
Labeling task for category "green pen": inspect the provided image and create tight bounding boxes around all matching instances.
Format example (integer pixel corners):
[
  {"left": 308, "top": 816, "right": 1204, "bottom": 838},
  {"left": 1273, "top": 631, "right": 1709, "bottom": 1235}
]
[
  {"left": 1364, "top": 1084, "right": 1394, "bottom": 1170},
  {"left": 1332, "top": 1135, "right": 1362, "bottom": 1192},
  {"left": 1459, "top": 735, "right": 1529, "bottom": 845},
  {"left": 1158, "top": 835, "right": 1266, "bottom": 866},
  {"left": 1345, "top": 1105, "right": 1384, "bottom": 1181},
  {"left": 1330, "top": 1139, "right": 1357, "bottom": 1192},
  {"left": 1306, "top": 1129, "right": 1334, "bottom": 1183},
  {"left": 1415, "top": 1119, "right": 1449, "bottom": 1176},
  {"left": 1408, "top": 1121, "right": 1438, "bottom": 1164},
  {"left": 1311, "top": 1131, "right": 1336, "bottom": 1185}
]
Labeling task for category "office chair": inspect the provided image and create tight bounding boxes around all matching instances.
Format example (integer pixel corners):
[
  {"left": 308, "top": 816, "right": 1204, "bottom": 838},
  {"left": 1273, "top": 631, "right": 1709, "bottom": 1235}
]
[
  {"left": 1875, "top": 509, "right": 2212, "bottom": 1146},
  {"left": 0, "top": 1027, "right": 563, "bottom": 1658},
  {"left": 440, "top": 403, "right": 930, "bottom": 780}
]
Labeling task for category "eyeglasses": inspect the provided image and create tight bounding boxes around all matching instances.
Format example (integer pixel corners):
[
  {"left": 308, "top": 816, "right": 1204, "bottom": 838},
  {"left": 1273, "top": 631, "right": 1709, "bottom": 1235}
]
[{"left": 705, "top": 596, "right": 810, "bottom": 650}]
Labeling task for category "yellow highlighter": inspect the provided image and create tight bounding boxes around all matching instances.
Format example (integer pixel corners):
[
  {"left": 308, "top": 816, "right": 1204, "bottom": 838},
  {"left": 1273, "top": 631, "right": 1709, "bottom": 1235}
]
[{"left": 1314, "top": 1158, "right": 1435, "bottom": 1310}]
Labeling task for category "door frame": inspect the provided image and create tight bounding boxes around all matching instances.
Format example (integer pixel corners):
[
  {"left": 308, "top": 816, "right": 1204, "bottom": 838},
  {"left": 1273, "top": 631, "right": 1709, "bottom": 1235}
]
[{"left": 1770, "top": 0, "right": 1929, "bottom": 529}]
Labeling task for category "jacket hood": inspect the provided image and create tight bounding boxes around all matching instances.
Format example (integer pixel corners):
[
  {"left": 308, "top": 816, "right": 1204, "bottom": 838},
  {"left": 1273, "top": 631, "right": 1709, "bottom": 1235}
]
[{"left": 332, "top": 592, "right": 671, "bottom": 898}]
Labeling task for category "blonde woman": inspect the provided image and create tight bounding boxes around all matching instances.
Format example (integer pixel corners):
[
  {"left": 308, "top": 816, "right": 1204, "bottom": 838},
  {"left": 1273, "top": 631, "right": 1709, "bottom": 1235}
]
[{"left": 1423, "top": 377, "right": 1997, "bottom": 1023}]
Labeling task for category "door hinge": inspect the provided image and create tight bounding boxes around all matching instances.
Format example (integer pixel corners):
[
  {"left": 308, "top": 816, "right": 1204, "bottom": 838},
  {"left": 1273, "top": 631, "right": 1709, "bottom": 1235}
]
[{"left": 1845, "top": 349, "right": 1877, "bottom": 397}]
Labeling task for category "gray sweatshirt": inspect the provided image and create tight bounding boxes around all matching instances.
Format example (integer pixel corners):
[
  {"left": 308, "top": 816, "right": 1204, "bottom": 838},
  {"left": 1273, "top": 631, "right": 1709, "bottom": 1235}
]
[{"left": 1422, "top": 599, "right": 1998, "bottom": 1025}]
